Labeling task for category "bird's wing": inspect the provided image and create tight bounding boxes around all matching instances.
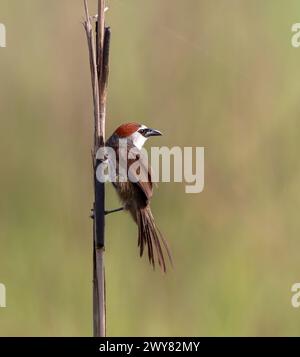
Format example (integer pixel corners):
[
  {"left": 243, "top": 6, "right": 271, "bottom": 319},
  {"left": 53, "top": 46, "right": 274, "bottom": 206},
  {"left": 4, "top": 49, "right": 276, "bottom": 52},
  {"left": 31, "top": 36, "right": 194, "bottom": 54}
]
[
  {"left": 108, "top": 138, "right": 153, "bottom": 204},
  {"left": 127, "top": 148, "right": 153, "bottom": 203}
]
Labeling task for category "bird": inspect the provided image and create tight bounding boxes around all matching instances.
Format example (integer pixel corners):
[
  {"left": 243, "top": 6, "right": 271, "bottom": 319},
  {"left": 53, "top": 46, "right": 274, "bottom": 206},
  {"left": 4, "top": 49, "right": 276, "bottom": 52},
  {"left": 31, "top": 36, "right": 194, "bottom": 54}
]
[{"left": 105, "top": 122, "right": 172, "bottom": 272}]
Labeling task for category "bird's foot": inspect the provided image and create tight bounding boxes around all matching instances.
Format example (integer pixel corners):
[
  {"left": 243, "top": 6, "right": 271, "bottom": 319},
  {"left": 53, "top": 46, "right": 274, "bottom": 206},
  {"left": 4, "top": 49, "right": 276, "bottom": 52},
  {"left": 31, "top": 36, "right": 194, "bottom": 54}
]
[{"left": 105, "top": 207, "right": 124, "bottom": 216}]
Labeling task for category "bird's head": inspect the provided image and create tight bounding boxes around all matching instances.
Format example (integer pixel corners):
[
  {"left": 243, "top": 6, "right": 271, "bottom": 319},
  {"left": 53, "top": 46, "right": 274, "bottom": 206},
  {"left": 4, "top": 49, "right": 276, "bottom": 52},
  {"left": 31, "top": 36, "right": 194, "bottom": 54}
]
[{"left": 114, "top": 122, "right": 162, "bottom": 149}]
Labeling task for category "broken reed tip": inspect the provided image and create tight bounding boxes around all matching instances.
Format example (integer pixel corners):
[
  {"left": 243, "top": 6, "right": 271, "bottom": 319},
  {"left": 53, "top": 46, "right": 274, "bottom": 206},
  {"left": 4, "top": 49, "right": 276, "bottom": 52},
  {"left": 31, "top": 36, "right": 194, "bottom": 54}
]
[{"left": 92, "top": 7, "right": 109, "bottom": 20}]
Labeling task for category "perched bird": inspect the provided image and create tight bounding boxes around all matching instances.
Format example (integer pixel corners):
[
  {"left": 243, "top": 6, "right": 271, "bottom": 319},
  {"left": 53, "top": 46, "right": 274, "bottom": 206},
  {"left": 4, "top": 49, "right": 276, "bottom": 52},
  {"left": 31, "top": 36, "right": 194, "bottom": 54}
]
[{"left": 106, "top": 122, "right": 172, "bottom": 272}]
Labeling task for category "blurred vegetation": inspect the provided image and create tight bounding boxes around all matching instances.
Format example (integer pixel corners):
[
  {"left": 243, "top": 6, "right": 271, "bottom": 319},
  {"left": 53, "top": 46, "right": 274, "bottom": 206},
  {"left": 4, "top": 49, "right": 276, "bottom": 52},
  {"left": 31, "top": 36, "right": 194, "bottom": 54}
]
[{"left": 1, "top": 0, "right": 300, "bottom": 336}]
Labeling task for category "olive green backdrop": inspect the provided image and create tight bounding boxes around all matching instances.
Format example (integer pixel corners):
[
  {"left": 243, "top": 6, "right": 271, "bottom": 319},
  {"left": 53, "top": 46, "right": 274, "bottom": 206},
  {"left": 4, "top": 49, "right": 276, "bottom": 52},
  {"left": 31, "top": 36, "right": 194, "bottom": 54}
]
[{"left": 1, "top": 0, "right": 300, "bottom": 336}]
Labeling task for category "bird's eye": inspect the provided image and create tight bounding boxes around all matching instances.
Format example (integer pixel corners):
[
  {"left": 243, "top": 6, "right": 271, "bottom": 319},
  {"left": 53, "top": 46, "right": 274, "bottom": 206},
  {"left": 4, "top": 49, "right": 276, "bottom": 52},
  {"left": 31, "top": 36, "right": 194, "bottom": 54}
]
[{"left": 139, "top": 128, "right": 147, "bottom": 135}]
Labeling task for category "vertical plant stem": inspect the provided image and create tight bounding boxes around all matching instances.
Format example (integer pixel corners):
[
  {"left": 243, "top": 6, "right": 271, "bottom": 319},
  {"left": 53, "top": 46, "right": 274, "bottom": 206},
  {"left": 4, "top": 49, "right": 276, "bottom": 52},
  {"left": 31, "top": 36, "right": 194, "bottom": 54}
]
[{"left": 83, "top": 0, "right": 110, "bottom": 337}]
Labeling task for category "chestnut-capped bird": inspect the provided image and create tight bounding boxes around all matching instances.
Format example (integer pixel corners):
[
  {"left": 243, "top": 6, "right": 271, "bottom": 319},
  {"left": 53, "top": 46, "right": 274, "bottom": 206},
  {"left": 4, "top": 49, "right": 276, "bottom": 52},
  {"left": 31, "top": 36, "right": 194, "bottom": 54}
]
[{"left": 106, "top": 122, "right": 172, "bottom": 272}]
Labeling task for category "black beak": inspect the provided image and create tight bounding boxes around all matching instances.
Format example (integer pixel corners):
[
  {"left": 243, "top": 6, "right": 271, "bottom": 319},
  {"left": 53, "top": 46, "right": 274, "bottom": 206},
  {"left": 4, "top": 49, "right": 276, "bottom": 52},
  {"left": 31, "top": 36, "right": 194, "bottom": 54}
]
[{"left": 145, "top": 128, "right": 162, "bottom": 138}]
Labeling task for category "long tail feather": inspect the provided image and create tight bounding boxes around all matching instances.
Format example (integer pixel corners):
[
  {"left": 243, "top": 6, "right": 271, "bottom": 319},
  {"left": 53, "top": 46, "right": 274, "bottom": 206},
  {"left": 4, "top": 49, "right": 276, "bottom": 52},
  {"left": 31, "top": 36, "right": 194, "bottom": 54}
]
[{"left": 137, "top": 207, "right": 172, "bottom": 272}]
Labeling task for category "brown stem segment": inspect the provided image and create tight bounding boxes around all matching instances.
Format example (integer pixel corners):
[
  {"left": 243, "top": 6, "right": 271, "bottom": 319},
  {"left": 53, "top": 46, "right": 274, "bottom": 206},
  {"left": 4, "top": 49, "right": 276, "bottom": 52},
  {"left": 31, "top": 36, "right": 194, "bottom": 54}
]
[{"left": 83, "top": 0, "right": 110, "bottom": 337}]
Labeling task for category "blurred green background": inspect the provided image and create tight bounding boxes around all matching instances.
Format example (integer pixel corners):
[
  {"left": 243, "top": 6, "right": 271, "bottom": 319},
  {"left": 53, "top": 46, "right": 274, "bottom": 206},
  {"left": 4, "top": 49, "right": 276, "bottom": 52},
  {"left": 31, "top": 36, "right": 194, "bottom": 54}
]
[{"left": 1, "top": 0, "right": 300, "bottom": 336}]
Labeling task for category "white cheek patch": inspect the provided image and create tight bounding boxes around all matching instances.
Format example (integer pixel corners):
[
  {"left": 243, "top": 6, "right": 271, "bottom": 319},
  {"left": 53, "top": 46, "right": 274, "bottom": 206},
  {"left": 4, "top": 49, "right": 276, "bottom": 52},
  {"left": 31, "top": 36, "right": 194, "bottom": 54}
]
[{"left": 130, "top": 131, "right": 147, "bottom": 150}]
